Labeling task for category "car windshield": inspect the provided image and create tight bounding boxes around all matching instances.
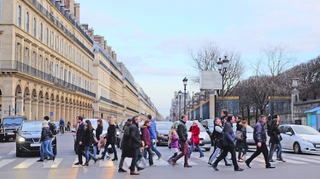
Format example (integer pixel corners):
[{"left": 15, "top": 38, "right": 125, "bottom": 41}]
[
  {"left": 3, "top": 118, "right": 23, "bottom": 125},
  {"left": 246, "top": 125, "right": 254, "bottom": 132},
  {"left": 156, "top": 123, "right": 172, "bottom": 130},
  {"left": 21, "top": 122, "right": 42, "bottom": 132},
  {"left": 207, "top": 120, "right": 214, "bottom": 127},
  {"left": 186, "top": 121, "right": 206, "bottom": 132},
  {"left": 292, "top": 125, "right": 320, "bottom": 135}
]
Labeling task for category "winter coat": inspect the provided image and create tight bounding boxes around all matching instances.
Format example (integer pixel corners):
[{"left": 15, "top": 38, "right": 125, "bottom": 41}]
[
  {"left": 141, "top": 125, "right": 151, "bottom": 148},
  {"left": 121, "top": 124, "right": 133, "bottom": 158},
  {"left": 177, "top": 120, "right": 188, "bottom": 142},
  {"left": 83, "top": 127, "right": 94, "bottom": 146},
  {"left": 237, "top": 125, "right": 247, "bottom": 148},
  {"left": 148, "top": 118, "right": 157, "bottom": 139},
  {"left": 189, "top": 125, "right": 200, "bottom": 145},
  {"left": 41, "top": 127, "right": 52, "bottom": 141},
  {"left": 129, "top": 122, "right": 141, "bottom": 149},
  {"left": 269, "top": 124, "right": 281, "bottom": 144},
  {"left": 96, "top": 125, "right": 103, "bottom": 140},
  {"left": 170, "top": 135, "right": 179, "bottom": 149},
  {"left": 106, "top": 124, "right": 116, "bottom": 144},
  {"left": 222, "top": 121, "right": 236, "bottom": 147},
  {"left": 253, "top": 121, "right": 267, "bottom": 143}
]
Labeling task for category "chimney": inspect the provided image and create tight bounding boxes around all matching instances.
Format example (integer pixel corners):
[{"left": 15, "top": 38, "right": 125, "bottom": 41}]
[
  {"left": 114, "top": 53, "right": 117, "bottom": 62},
  {"left": 67, "top": 0, "right": 75, "bottom": 16},
  {"left": 108, "top": 46, "right": 112, "bottom": 56},
  {"left": 103, "top": 40, "right": 107, "bottom": 50},
  {"left": 94, "top": 35, "right": 101, "bottom": 43},
  {"left": 81, "top": 24, "right": 88, "bottom": 30},
  {"left": 74, "top": 3, "right": 80, "bottom": 22},
  {"left": 87, "top": 28, "right": 94, "bottom": 38}
]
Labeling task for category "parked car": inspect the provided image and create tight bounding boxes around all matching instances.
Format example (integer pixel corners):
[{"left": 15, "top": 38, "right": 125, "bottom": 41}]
[
  {"left": 0, "top": 116, "right": 27, "bottom": 142},
  {"left": 155, "top": 121, "right": 173, "bottom": 146},
  {"left": 15, "top": 121, "right": 57, "bottom": 157},
  {"left": 232, "top": 124, "right": 255, "bottom": 146},
  {"left": 170, "top": 120, "right": 211, "bottom": 151},
  {"left": 279, "top": 124, "right": 320, "bottom": 154}
]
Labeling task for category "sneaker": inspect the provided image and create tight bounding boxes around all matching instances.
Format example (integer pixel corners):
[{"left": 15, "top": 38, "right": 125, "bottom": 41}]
[
  {"left": 37, "top": 159, "right": 44, "bottom": 162},
  {"left": 276, "top": 158, "right": 286, "bottom": 162},
  {"left": 157, "top": 156, "right": 161, "bottom": 160},
  {"left": 238, "top": 159, "right": 244, "bottom": 162},
  {"left": 149, "top": 164, "right": 156, "bottom": 167}
]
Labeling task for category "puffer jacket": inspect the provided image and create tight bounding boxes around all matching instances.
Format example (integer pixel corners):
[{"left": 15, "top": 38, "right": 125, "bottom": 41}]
[
  {"left": 253, "top": 121, "right": 267, "bottom": 143},
  {"left": 222, "top": 121, "right": 236, "bottom": 147},
  {"left": 41, "top": 127, "right": 51, "bottom": 141},
  {"left": 177, "top": 120, "right": 188, "bottom": 142}
]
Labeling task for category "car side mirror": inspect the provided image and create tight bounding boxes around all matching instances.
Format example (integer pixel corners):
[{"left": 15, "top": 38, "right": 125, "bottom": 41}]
[{"left": 285, "top": 132, "right": 292, "bottom": 136}]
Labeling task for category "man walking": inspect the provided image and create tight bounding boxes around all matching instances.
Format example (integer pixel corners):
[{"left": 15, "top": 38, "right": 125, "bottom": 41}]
[
  {"left": 245, "top": 115, "right": 275, "bottom": 169},
  {"left": 129, "top": 116, "right": 143, "bottom": 175},
  {"left": 37, "top": 116, "right": 55, "bottom": 162},
  {"left": 147, "top": 115, "right": 162, "bottom": 160},
  {"left": 74, "top": 116, "right": 85, "bottom": 165},
  {"left": 168, "top": 115, "right": 192, "bottom": 168}
]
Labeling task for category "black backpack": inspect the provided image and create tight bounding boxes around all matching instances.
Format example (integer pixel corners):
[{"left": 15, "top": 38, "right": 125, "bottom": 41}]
[{"left": 49, "top": 122, "right": 57, "bottom": 135}]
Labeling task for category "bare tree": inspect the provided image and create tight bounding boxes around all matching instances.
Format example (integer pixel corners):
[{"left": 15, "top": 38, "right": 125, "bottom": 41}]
[{"left": 188, "top": 41, "right": 244, "bottom": 96}]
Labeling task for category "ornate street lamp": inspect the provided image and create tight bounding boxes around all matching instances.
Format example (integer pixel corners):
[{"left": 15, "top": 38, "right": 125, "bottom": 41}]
[
  {"left": 182, "top": 77, "right": 188, "bottom": 115},
  {"left": 178, "top": 90, "right": 182, "bottom": 120},
  {"left": 217, "top": 56, "right": 229, "bottom": 108}
]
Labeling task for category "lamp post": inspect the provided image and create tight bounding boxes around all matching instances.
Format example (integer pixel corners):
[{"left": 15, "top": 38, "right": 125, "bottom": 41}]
[
  {"left": 291, "top": 78, "right": 299, "bottom": 123},
  {"left": 183, "top": 77, "right": 188, "bottom": 115},
  {"left": 178, "top": 90, "right": 182, "bottom": 120},
  {"left": 217, "top": 56, "right": 229, "bottom": 109}
]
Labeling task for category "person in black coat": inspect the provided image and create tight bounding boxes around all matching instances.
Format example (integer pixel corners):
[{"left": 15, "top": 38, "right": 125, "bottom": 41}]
[
  {"left": 237, "top": 120, "right": 247, "bottom": 162},
  {"left": 118, "top": 118, "right": 132, "bottom": 173},
  {"left": 100, "top": 117, "right": 118, "bottom": 161},
  {"left": 93, "top": 118, "right": 103, "bottom": 158},
  {"left": 74, "top": 116, "right": 85, "bottom": 165},
  {"left": 129, "top": 116, "right": 142, "bottom": 175},
  {"left": 268, "top": 114, "right": 285, "bottom": 162},
  {"left": 83, "top": 120, "right": 98, "bottom": 166}
]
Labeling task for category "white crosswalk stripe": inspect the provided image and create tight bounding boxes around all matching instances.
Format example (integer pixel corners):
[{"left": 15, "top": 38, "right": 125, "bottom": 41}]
[{"left": 0, "top": 153, "right": 319, "bottom": 170}]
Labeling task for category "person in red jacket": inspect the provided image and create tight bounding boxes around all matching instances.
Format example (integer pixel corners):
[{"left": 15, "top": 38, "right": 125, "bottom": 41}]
[{"left": 188, "top": 121, "right": 204, "bottom": 158}]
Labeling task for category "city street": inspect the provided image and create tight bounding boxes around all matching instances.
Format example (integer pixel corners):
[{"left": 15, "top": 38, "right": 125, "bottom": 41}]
[{"left": 0, "top": 133, "right": 319, "bottom": 179}]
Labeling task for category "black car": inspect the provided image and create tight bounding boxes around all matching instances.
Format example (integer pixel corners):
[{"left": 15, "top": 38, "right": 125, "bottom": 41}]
[
  {"left": 155, "top": 121, "right": 173, "bottom": 146},
  {"left": 0, "top": 116, "right": 27, "bottom": 142},
  {"left": 15, "top": 121, "right": 57, "bottom": 157}
]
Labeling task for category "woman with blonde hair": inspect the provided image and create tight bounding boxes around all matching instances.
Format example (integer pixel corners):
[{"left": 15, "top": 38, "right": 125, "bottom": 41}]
[{"left": 100, "top": 116, "right": 118, "bottom": 161}]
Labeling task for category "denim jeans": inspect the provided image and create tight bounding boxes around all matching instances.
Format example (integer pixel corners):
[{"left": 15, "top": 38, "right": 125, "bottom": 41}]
[
  {"left": 42, "top": 140, "right": 54, "bottom": 158},
  {"left": 188, "top": 144, "right": 204, "bottom": 157},
  {"left": 238, "top": 146, "right": 247, "bottom": 159},
  {"left": 39, "top": 142, "right": 45, "bottom": 160},
  {"left": 92, "top": 145, "right": 97, "bottom": 158},
  {"left": 101, "top": 142, "right": 118, "bottom": 160},
  {"left": 151, "top": 139, "right": 161, "bottom": 157},
  {"left": 208, "top": 147, "right": 231, "bottom": 165},
  {"left": 143, "top": 147, "right": 154, "bottom": 165},
  {"left": 269, "top": 142, "right": 283, "bottom": 160},
  {"left": 130, "top": 148, "right": 142, "bottom": 172},
  {"left": 84, "top": 146, "right": 96, "bottom": 162}
]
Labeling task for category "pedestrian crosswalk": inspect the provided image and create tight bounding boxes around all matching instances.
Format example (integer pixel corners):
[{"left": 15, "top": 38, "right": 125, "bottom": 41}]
[{"left": 0, "top": 151, "right": 319, "bottom": 170}]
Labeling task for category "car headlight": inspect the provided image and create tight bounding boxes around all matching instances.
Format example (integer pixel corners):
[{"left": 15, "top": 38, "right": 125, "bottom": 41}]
[
  {"left": 17, "top": 136, "right": 25, "bottom": 142},
  {"left": 302, "top": 137, "right": 311, "bottom": 142},
  {"left": 160, "top": 134, "right": 164, "bottom": 137},
  {"left": 116, "top": 131, "right": 120, "bottom": 136}
]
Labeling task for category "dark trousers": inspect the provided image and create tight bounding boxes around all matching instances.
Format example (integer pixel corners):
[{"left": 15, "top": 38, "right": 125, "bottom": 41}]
[
  {"left": 172, "top": 140, "right": 189, "bottom": 164},
  {"left": 76, "top": 144, "right": 85, "bottom": 163},
  {"left": 101, "top": 142, "right": 118, "bottom": 160},
  {"left": 213, "top": 145, "right": 239, "bottom": 170},
  {"left": 130, "top": 148, "right": 142, "bottom": 172},
  {"left": 143, "top": 147, "right": 154, "bottom": 165},
  {"left": 246, "top": 142, "right": 270, "bottom": 167}
]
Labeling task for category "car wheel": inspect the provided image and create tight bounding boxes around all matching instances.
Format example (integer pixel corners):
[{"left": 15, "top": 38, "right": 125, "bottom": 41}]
[
  {"left": 0, "top": 136, "right": 3, "bottom": 142},
  {"left": 293, "top": 142, "right": 302, "bottom": 154},
  {"left": 5, "top": 137, "right": 9, "bottom": 142},
  {"left": 16, "top": 148, "right": 22, "bottom": 157}
]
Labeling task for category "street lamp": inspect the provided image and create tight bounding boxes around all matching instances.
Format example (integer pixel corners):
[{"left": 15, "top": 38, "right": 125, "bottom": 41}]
[
  {"left": 178, "top": 90, "right": 182, "bottom": 120},
  {"left": 182, "top": 77, "right": 188, "bottom": 115},
  {"left": 217, "top": 56, "right": 229, "bottom": 109}
]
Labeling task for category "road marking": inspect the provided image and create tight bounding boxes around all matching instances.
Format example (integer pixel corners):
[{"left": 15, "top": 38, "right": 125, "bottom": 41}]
[
  {"left": 43, "top": 158, "right": 63, "bottom": 168},
  {"left": 0, "top": 159, "right": 15, "bottom": 168},
  {"left": 285, "top": 155, "right": 320, "bottom": 164},
  {"left": 99, "top": 159, "right": 114, "bottom": 167},
  {"left": 13, "top": 159, "right": 37, "bottom": 169},
  {"left": 71, "top": 157, "right": 86, "bottom": 167},
  {"left": 7, "top": 150, "right": 16, "bottom": 156}
]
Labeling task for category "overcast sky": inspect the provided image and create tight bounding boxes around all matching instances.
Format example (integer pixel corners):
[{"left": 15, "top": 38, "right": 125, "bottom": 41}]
[{"left": 77, "top": 0, "right": 320, "bottom": 117}]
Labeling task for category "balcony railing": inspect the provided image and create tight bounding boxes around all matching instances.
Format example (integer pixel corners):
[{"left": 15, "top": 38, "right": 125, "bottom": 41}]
[{"left": 0, "top": 60, "right": 95, "bottom": 98}]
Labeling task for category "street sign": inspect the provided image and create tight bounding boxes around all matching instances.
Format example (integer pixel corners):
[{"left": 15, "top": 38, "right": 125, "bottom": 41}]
[{"left": 50, "top": 112, "right": 54, "bottom": 116}]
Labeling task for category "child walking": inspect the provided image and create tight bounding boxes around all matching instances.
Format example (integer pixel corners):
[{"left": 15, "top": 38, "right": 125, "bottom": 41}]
[{"left": 168, "top": 130, "right": 179, "bottom": 161}]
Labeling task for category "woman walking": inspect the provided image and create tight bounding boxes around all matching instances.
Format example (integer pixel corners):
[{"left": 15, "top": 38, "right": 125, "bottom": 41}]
[
  {"left": 118, "top": 118, "right": 133, "bottom": 173},
  {"left": 93, "top": 118, "right": 103, "bottom": 158},
  {"left": 141, "top": 119, "right": 155, "bottom": 166},
  {"left": 268, "top": 114, "right": 285, "bottom": 162},
  {"left": 237, "top": 120, "right": 248, "bottom": 162},
  {"left": 100, "top": 117, "right": 118, "bottom": 161},
  {"left": 83, "top": 120, "right": 98, "bottom": 166},
  {"left": 188, "top": 121, "right": 204, "bottom": 158},
  {"left": 212, "top": 115, "right": 244, "bottom": 171},
  {"left": 40, "top": 120, "right": 55, "bottom": 161}
]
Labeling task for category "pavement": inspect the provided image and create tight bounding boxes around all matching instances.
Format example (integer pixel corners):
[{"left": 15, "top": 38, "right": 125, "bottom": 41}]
[{"left": 0, "top": 133, "right": 319, "bottom": 179}]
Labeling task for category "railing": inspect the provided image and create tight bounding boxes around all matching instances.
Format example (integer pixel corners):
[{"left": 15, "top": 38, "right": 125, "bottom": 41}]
[
  {"left": 0, "top": 60, "right": 95, "bottom": 98},
  {"left": 27, "top": 0, "right": 94, "bottom": 58}
]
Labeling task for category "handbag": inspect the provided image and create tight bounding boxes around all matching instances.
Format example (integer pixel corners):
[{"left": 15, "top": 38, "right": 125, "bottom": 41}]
[
  {"left": 136, "top": 157, "right": 147, "bottom": 168},
  {"left": 93, "top": 134, "right": 98, "bottom": 144},
  {"left": 235, "top": 130, "right": 243, "bottom": 140}
]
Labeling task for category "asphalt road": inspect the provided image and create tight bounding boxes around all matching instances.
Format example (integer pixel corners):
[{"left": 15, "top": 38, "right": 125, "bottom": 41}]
[{"left": 0, "top": 133, "right": 320, "bottom": 179}]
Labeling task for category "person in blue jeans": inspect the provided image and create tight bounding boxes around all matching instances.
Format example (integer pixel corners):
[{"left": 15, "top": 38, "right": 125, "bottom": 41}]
[
  {"left": 268, "top": 114, "right": 285, "bottom": 162},
  {"left": 37, "top": 116, "right": 55, "bottom": 162},
  {"left": 83, "top": 120, "right": 98, "bottom": 166},
  {"left": 40, "top": 120, "right": 55, "bottom": 161},
  {"left": 188, "top": 121, "right": 204, "bottom": 158},
  {"left": 147, "top": 115, "right": 162, "bottom": 159}
]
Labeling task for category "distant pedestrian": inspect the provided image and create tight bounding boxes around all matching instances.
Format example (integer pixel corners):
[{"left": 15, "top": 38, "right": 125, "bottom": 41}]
[
  {"left": 168, "top": 114, "right": 192, "bottom": 168},
  {"left": 147, "top": 115, "right": 162, "bottom": 160},
  {"left": 118, "top": 118, "right": 133, "bottom": 173},
  {"left": 237, "top": 120, "right": 248, "bottom": 162},
  {"left": 268, "top": 114, "right": 285, "bottom": 162},
  {"left": 188, "top": 120, "right": 204, "bottom": 158},
  {"left": 168, "top": 130, "right": 179, "bottom": 161},
  {"left": 212, "top": 115, "right": 244, "bottom": 171},
  {"left": 245, "top": 115, "right": 275, "bottom": 169}
]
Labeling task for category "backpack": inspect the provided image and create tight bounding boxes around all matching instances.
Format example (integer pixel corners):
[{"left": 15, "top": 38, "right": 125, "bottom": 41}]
[{"left": 49, "top": 122, "right": 57, "bottom": 135}]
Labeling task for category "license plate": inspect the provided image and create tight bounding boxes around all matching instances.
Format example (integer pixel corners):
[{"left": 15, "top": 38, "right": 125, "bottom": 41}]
[
  {"left": 315, "top": 145, "right": 320, "bottom": 148},
  {"left": 7, "top": 133, "right": 14, "bottom": 135},
  {"left": 30, "top": 143, "right": 41, "bottom": 147}
]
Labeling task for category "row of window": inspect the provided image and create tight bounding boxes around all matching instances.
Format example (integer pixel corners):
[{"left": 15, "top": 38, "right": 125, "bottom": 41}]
[
  {"left": 16, "top": 4, "right": 93, "bottom": 74},
  {"left": 15, "top": 42, "right": 92, "bottom": 92}
]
